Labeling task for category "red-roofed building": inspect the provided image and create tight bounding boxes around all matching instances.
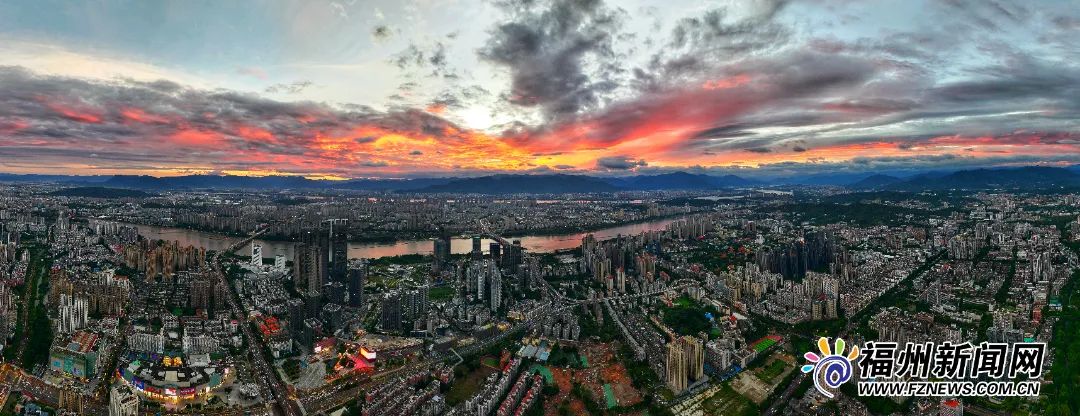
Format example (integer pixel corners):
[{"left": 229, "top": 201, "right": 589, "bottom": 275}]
[{"left": 940, "top": 398, "right": 963, "bottom": 416}]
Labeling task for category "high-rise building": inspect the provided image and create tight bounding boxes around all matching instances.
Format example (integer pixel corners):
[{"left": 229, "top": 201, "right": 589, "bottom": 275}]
[
  {"left": 686, "top": 336, "right": 704, "bottom": 381},
  {"left": 347, "top": 261, "right": 367, "bottom": 308},
  {"left": 472, "top": 236, "right": 483, "bottom": 260},
  {"left": 302, "top": 318, "right": 323, "bottom": 347},
  {"left": 251, "top": 243, "right": 263, "bottom": 267},
  {"left": 110, "top": 384, "right": 139, "bottom": 416},
  {"left": 665, "top": 336, "right": 704, "bottom": 394},
  {"left": 508, "top": 240, "right": 523, "bottom": 268},
  {"left": 435, "top": 235, "right": 452, "bottom": 261},
  {"left": 287, "top": 298, "right": 305, "bottom": 338},
  {"left": 295, "top": 227, "right": 326, "bottom": 295},
  {"left": 274, "top": 254, "right": 287, "bottom": 272},
  {"left": 433, "top": 234, "right": 452, "bottom": 272},
  {"left": 304, "top": 291, "right": 321, "bottom": 321},
  {"left": 57, "top": 293, "right": 88, "bottom": 334},
  {"left": 189, "top": 278, "right": 212, "bottom": 311},
  {"left": 321, "top": 303, "right": 344, "bottom": 332},
  {"left": 325, "top": 281, "right": 346, "bottom": 305},
  {"left": 489, "top": 270, "right": 502, "bottom": 312},
  {"left": 666, "top": 341, "right": 689, "bottom": 394},
  {"left": 323, "top": 219, "right": 349, "bottom": 282},
  {"left": 489, "top": 242, "right": 501, "bottom": 264},
  {"left": 379, "top": 292, "right": 403, "bottom": 333},
  {"left": 403, "top": 288, "right": 429, "bottom": 324}
]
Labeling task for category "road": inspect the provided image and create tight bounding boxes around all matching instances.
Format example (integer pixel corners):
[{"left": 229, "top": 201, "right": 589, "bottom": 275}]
[{"left": 210, "top": 227, "right": 302, "bottom": 416}]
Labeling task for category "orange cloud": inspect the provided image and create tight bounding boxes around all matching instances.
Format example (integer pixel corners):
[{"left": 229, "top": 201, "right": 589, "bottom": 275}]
[
  {"left": 232, "top": 124, "right": 276, "bottom": 143},
  {"left": 169, "top": 129, "right": 224, "bottom": 147},
  {"left": 425, "top": 103, "right": 448, "bottom": 114},
  {"left": 120, "top": 107, "right": 170, "bottom": 124},
  {"left": 42, "top": 100, "right": 102, "bottom": 123}
]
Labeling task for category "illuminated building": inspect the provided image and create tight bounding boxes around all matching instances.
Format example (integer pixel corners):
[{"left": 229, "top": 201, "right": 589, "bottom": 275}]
[
  {"left": 117, "top": 354, "right": 232, "bottom": 403},
  {"left": 49, "top": 330, "right": 101, "bottom": 380}
]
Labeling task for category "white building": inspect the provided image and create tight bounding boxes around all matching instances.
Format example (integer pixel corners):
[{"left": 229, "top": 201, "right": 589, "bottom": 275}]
[
  {"left": 274, "top": 254, "right": 287, "bottom": 272},
  {"left": 251, "top": 243, "right": 263, "bottom": 267},
  {"left": 127, "top": 332, "right": 165, "bottom": 354},
  {"left": 110, "top": 383, "right": 139, "bottom": 416},
  {"left": 57, "top": 293, "right": 88, "bottom": 335}
]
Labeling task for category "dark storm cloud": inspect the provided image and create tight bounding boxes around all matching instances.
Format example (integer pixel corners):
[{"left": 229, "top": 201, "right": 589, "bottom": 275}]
[
  {"left": 511, "top": 49, "right": 882, "bottom": 153},
  {"left": 392, "top": 42, "right": 455, "bottom": 78},
  {"left": 372, "top": 25, "right": 392, "bottom": 40},
  {"left": 688, "top": 125, "right": 756, "bottom": 141},
  {"left": 0, "top": 66, "right": 497, "bottom": 176},
  {"left": 930, "top": 53, "right": 1080, "bottom": 105},
  {"left": 1052, "top": 16, "right": 1080, "bottom": 30},
  {"left": 938, "top": 0, "right": 1030, "bottom": 30},
  {"left": 479, "top": 0, "right": 625, "bottom": 120},
  {"left": 596, "top": 155, "right": 647, "bottom": 170},
  {"left": 641, "top": 3, "right": 790, "bottom": 86}
]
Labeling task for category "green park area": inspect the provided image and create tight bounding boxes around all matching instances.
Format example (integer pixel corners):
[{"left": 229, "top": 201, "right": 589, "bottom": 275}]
[
  {"left": 662, "top": 295, "right": 719, "bottom": 336},
  {"left": 429, "top": 286, "right": 455, "bottom": 300},
  {"left": 4, "top": 245, "right": 54, "bottom": 371}
]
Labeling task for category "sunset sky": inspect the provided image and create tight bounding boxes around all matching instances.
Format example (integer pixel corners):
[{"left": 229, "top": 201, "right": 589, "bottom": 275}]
[{"left": 1, "top": 0, "right": 1079, "bottom": 179}]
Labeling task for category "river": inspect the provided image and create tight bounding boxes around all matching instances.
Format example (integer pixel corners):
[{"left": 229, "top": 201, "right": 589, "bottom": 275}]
[{"left": 124, "top": 217, "right": 684, "bottom": 259}]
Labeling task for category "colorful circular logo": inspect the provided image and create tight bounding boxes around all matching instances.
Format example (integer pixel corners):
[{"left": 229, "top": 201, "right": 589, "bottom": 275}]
[{"left": 801, "top": 337, "right": 860, "bottom": 398}]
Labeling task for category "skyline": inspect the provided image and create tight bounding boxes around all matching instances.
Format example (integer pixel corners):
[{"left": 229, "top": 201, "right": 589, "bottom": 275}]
[{"left": 1, "top": 0, "right": 1080, "bottom": 179}]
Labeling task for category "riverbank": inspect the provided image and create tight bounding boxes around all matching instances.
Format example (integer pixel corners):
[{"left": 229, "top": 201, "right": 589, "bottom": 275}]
[
  {"left": 121, "top": 211, "right": 698, "bottom": 245},
  {"left": 116, "top": 214, "right": 692, "bottom": 259}
]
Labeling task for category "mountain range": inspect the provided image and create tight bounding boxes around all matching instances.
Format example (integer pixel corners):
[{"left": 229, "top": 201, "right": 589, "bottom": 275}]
[
  {"left": 848, "top": 174, "right": 904, "bottom": 189},
  {"left": 3, "top": 165, "right": 1080, "bottom": 194},
  {"left": 879, "top": 166, "right": 1080, "bottom": 191}
]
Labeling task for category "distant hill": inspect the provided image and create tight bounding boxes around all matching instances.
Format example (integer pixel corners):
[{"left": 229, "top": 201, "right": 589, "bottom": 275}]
[
  {"left": 0, "top": 173, "right": 110, "bottom": 184},
  {"left": 336, "top": 177, "right": 456, "bottom": 191},
  {"left": 99, "top": 174, "right": 455, "bottom": 191},
  {"left": 418, "top": 174, "right": 622, "bottom": 194},
  {"left": 612, "top": 172, "right": 758, "bottom": 190},
  {"left": 8, "top": 166, "right": 1080, "bottom": 193},
  {"left": 772, "top": 172, "right": 879, "bottom": 185},
  {"left": 48, "top": 187, "right": 155, "bottom": 198},
  {"left": 104, "top": 174, "right": 327, "bottom": 190},
  {"left": 887, "top": 166, "right": 1080, "bottom": 190},
  {"left": 848, "top": 174, "right": 903, "bottom": 189}
]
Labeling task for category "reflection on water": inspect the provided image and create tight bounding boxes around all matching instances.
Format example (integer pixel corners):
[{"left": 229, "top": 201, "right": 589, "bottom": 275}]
[{"left": 127, "top": 217, "right": 683, "bottom": 259}]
